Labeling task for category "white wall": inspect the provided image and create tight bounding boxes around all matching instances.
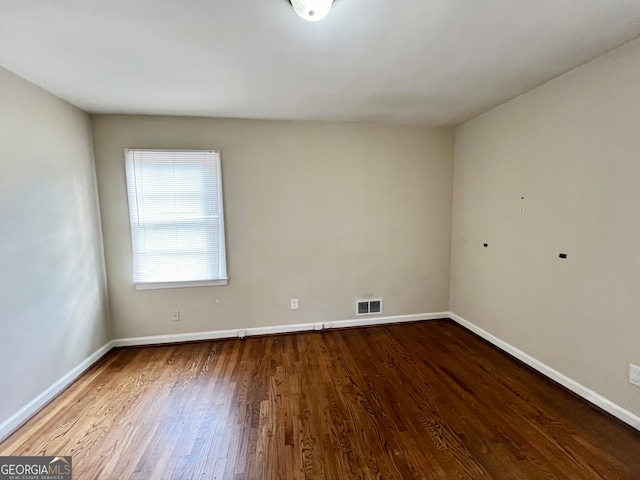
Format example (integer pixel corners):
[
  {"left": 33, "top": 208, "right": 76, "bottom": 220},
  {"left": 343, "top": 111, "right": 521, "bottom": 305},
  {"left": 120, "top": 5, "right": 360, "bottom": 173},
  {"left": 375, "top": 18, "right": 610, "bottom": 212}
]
[
  {"left": 0, "top": 67, "right": 110, "bottom": 425},
  {"left": 91, "top": 116, "right": 453, "bottom": 338},
  {"left": 451, "top": 38, "right": 640, "bottom": 416}
]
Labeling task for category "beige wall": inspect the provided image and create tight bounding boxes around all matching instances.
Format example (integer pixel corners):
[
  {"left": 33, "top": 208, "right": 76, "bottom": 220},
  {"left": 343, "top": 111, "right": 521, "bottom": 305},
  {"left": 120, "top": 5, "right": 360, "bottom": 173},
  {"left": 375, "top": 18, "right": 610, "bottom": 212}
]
[
  {"left": 3, "top": 33, "right": 640, "bottom": 430},
  {"left": 0, "top": 67, "right": 110, "bottom": 425},
  {"left": 451, "top": 38, "right": 640, "bottom": 416},
  {"left": 91, "top": 116, "right": 453, "bottom": 338}
]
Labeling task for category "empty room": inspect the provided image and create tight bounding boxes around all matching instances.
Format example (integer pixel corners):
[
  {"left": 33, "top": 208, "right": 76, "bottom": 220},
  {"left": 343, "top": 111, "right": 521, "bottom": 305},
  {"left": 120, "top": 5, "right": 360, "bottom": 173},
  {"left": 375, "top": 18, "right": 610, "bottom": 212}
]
[{"left": 1, "top": 0, "right": 640, "bottom": 478}]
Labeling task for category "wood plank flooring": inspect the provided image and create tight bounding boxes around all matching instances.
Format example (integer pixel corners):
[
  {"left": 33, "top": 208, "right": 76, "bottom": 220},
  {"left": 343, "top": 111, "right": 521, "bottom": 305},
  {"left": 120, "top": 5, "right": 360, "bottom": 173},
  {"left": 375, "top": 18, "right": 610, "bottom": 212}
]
[{"left": 1, "top": 320, "right": 640, "bottom": 479}]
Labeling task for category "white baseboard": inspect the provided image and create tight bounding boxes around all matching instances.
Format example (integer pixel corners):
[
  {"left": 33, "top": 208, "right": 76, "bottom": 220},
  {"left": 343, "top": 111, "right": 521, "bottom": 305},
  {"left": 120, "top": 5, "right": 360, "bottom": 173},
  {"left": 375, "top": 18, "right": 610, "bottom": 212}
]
[
  {"left": 3, "top": 312, "right": 637, "bottom": 445},
  {"left": 111, "top": 312, "right": 449, "bottom": 347},
  {"left": 447, "top": 312, "right": 640, "bottom": 431},
  {"left": 1, "top": 312, "right": 446, "bottom": 443},
  {"left": 0, "top": 341, "right": 115, "bottom": 443}
]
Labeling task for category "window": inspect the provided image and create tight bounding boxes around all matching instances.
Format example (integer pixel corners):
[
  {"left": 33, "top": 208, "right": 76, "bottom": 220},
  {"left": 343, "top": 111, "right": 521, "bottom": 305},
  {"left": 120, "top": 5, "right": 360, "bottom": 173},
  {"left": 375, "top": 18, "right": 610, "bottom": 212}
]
[{"left": 124, "top": 149, "right": 227, "bottom": 289}]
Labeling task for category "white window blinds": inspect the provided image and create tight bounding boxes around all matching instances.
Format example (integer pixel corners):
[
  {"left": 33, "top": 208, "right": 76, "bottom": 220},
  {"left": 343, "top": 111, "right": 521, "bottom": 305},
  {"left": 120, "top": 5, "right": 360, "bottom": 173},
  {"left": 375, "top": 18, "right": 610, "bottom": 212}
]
[{"left": 124, "top": 149, "right": 228, "bottom": 289}]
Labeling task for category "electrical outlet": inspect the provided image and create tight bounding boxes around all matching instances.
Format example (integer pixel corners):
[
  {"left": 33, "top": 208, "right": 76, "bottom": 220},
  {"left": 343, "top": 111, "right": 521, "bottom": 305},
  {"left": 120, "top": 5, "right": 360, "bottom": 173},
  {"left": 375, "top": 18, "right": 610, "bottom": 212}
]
[
  {"left": 291, "top": 298, "right": 299, "bottom": 310},
  {"left": 172, "top": 310, "right": 180, "bottom": 322},
  {"left": 630, "top": 364, "right": 640, "bottom": 387}
]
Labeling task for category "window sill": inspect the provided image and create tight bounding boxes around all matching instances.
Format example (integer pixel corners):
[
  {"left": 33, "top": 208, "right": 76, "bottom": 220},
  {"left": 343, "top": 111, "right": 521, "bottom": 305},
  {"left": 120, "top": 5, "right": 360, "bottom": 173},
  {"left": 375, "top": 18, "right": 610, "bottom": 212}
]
[{"left": 135, "top": 279, "right": 228, "bottom": 290}]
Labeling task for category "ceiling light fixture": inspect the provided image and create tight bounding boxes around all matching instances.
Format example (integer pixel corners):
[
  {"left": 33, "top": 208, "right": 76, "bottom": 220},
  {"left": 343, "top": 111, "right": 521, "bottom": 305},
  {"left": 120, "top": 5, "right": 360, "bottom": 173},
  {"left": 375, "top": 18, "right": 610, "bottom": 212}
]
[{"left": 289, "top": 0, "right": 334, "bottom": 22}]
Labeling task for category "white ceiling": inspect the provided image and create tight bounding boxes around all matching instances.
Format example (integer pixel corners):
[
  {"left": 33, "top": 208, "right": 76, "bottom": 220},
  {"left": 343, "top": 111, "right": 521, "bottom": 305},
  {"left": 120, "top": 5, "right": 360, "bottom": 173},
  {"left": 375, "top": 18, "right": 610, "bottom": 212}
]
[{"left": 1, "top": 0, "right": 640, "bottom": 125}]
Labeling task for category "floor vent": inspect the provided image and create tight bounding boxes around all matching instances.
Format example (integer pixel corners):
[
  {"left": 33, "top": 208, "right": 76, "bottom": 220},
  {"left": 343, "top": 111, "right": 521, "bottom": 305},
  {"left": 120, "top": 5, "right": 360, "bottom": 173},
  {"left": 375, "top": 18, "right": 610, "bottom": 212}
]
[{"left": 356, "top": 299, "right": 382, "bottom": 316}]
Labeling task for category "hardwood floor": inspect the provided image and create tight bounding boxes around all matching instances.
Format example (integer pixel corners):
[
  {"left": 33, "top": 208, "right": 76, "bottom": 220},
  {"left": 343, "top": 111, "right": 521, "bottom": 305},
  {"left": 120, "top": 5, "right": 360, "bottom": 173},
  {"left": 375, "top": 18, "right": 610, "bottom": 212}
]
[{"left": 1, "top": 320, "right": 639, "bottom": 479}]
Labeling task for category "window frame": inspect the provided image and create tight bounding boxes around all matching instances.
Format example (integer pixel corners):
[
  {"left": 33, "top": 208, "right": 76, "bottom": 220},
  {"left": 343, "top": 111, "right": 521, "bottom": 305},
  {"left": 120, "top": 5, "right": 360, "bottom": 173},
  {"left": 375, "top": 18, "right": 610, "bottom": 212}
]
[{"left": 124, "top": 148, "right": 228, "bottom": 290}]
